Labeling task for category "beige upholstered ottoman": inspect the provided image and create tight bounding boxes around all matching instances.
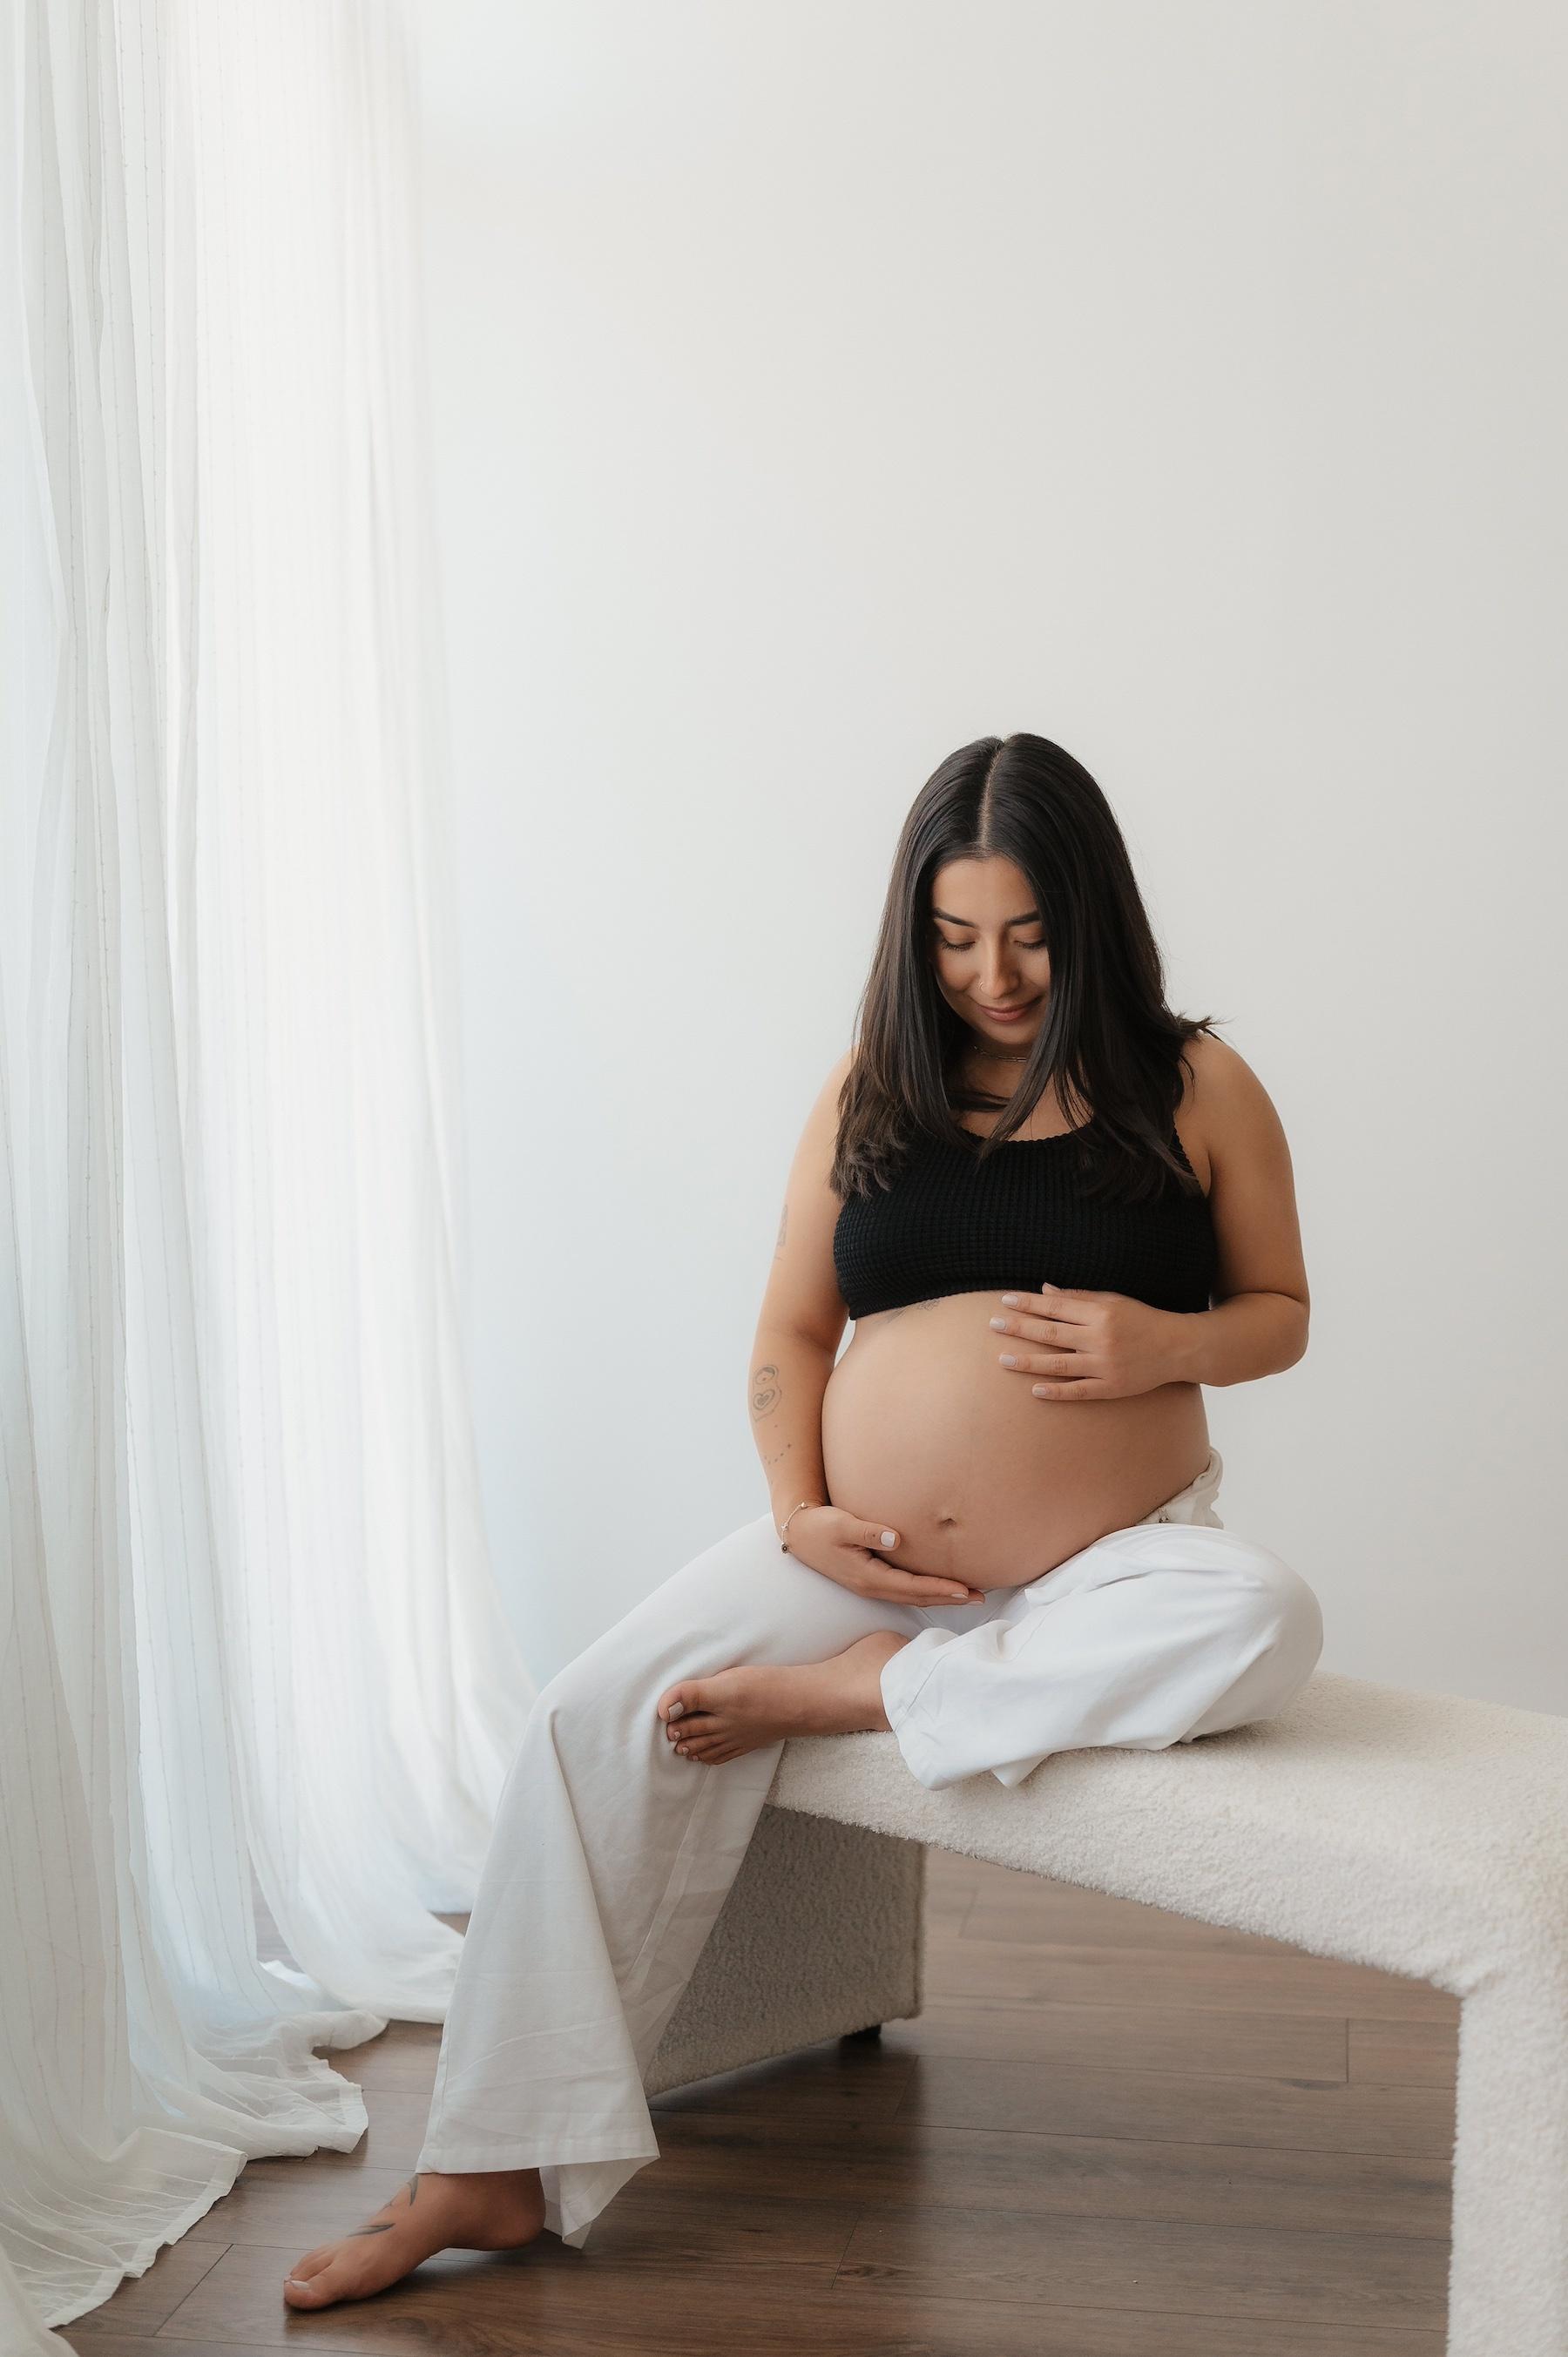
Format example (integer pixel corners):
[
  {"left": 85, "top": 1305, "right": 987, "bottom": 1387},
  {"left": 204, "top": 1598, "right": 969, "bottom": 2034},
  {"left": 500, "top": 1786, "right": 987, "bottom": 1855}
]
[{"left": 650, "top": 1669, "right": 1568, "bottom": 2357}]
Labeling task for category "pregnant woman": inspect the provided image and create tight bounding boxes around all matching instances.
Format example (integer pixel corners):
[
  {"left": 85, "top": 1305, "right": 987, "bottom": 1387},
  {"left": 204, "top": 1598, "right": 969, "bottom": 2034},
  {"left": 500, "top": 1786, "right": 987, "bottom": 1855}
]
[{"left": 284, "top": 730, "right": 1324, "bottom": 2309}]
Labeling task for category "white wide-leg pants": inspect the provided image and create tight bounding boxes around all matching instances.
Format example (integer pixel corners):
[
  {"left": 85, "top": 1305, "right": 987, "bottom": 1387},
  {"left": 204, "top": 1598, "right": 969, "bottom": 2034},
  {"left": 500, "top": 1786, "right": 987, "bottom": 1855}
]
[{"left": 414, "top": 1446, "right": 1323, "bottom": 2247}]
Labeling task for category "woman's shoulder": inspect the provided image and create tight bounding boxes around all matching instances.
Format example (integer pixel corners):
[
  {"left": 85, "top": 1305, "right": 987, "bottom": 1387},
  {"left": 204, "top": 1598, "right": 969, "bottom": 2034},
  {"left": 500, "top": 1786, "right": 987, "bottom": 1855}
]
[
  {"left": 789, "top": 1046, "right": 858, "bottom": 1175},
  {"left": 1179, "top": 1028, "right": 1271, "bottom": 1109},
  {"left": 814, "top": 1043, "right": 856, "bottom": 1122},
  {"left": 1176, "top": 1030, "right": 1286, "bottom": 1192}
]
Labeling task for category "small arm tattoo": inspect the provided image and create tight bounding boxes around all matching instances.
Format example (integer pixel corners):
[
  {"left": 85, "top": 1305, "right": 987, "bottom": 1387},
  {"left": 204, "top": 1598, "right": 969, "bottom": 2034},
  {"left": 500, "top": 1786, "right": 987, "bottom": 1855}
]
[{"left": 751, "top": 1362, "right": 781, "bottom": 1419}]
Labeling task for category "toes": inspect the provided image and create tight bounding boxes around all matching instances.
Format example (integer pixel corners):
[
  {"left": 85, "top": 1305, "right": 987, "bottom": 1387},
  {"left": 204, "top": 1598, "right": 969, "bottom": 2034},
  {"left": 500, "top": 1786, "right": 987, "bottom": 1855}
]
[
  {"left": 282, "top": 2240, "right": 380, "bottom": 2307},
  {"left": 657, "top": 1680, "right": 702, "bottom": 1723},
  {"left": 284, "top": 2246, "right": 395, "bottom": 2309},
  {"left": 283, "top": 2268, "right": 337, "bottom": 2307},
  {"left": 666, "top": 1711, "right": 719, "bottom": 1743},
  {"left": 678, "top": 1726, "right": 740, "bottom": 1758}
]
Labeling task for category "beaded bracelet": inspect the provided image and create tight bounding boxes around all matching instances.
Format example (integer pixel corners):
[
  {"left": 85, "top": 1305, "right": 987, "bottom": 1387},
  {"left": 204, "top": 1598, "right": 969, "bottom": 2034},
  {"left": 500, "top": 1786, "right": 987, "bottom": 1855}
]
[{"left": 777, "top": 1498, "right": 825, "bottom": 1552}]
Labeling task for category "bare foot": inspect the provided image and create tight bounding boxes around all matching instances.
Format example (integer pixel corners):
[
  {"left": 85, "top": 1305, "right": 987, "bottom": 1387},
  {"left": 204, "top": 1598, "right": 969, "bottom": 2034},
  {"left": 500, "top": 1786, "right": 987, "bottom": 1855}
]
[
  {"left": 655, "top": 1631, "right": 909, "bottom": 1763},
  {"left": 281, "top": 2166, "right": 544, "bottom": 2309}
]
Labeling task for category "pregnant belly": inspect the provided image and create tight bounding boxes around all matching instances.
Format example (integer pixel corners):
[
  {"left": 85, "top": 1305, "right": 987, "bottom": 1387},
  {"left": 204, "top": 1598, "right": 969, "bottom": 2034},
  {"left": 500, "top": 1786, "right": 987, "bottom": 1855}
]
[{"left": 821, "top": 1291, "right": 1211, "bottom": 1590}]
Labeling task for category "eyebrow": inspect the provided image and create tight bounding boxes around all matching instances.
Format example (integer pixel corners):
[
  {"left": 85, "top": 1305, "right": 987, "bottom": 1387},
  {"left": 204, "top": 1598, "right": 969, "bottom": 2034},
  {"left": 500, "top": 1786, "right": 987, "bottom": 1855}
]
[{"left": 931, "top": 906, "right": 1041, "bottom": 928}]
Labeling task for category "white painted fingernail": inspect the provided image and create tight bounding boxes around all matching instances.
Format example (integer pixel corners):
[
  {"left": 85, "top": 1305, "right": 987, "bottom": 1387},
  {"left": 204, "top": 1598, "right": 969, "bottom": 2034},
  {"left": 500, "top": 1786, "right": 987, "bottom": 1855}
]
[{"left": 881, "top": 1530, "right": 896, "bottom": 1546}]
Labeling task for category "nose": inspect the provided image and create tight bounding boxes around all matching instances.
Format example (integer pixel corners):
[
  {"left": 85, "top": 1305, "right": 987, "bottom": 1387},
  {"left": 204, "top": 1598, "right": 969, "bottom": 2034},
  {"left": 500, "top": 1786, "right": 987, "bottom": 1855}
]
[{"left": 979, "top": 944, "right": 1018, "bottom": 996}]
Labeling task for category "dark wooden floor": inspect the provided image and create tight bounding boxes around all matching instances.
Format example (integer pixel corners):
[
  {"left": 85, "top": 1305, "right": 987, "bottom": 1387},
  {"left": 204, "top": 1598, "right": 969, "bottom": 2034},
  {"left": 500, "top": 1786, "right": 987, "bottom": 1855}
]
[{"left": 66, "top": 1848, "right": 1455, "bottom": 2354}]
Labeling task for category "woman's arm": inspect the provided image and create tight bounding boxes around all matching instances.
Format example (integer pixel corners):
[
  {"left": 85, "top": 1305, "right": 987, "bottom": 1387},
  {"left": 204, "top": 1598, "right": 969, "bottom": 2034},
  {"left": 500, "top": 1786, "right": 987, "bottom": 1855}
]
[
  {"left": 1166, "top": 1035, "right": 1309, "bottom": 1388},
  {"left": 747, "top": 1051, "right": 853, "bottom": 1531},
  {"left": 748, "top": 1056, "right": 986, "bottom": 1604},
  {"left": 748, "top": 1329, "right": 836, "bottom": 1533}
]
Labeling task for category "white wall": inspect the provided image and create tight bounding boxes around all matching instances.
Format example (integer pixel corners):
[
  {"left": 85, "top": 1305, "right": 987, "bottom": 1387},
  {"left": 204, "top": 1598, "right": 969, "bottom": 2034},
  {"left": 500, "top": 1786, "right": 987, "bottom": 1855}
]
[{"left": 414, "top": 1, "right": 1568, "bottom": 1705}]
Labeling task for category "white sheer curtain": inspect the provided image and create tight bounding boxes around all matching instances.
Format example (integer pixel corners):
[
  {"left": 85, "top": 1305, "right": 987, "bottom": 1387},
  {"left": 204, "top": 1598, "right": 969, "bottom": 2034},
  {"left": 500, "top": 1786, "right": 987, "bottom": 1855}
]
[{"left": 0, "top": 2, "right": 535, "bottom": 2340}]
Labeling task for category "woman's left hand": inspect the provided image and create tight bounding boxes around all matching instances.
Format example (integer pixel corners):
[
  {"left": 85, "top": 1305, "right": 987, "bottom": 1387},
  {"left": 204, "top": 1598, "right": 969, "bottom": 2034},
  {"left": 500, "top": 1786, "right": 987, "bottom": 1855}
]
[{"left": 988, "top": 1284, "right": 1183, "bottom": 1401}]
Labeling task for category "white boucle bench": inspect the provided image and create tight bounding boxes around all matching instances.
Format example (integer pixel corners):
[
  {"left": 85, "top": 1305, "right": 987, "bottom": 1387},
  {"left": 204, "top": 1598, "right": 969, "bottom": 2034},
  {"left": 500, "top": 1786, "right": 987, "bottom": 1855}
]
[{"left": 647, "top": 1667, "right": 1568, "bottom": 2357}]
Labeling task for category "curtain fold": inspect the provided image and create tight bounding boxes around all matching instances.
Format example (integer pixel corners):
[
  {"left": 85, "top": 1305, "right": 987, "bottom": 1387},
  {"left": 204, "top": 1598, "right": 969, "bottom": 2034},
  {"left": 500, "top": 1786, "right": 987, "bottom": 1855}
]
[{"left": 0, "top": 2, "right": 535, "bottom": 2339}]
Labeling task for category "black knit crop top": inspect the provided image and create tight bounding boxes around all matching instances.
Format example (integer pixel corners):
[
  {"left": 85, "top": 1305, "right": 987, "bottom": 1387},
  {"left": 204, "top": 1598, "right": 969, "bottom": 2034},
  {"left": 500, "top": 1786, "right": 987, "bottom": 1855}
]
[{"left": 832, "top": 1116, "right": 1218, "bottom": 1320}]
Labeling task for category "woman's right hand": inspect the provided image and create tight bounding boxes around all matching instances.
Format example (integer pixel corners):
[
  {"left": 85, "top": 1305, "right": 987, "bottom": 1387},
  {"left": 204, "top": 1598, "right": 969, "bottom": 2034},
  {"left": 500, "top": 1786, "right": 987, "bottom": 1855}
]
[{"left": 781, "top": 1507, "right": 985, "bottom": 1604}]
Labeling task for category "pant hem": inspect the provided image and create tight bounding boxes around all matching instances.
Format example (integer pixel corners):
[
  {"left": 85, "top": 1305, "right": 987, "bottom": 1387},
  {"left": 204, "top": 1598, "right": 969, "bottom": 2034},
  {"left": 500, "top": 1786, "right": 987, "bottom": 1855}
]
[{"left": 416, "top": 2133, "right": 659, "bottom": 2174}]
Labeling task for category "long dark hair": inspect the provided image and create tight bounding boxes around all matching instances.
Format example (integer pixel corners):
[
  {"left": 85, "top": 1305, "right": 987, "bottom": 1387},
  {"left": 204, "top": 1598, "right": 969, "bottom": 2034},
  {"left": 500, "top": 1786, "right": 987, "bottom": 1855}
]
[{"left": 831, "top": 732, "right": 1225, "bottom": 1206}]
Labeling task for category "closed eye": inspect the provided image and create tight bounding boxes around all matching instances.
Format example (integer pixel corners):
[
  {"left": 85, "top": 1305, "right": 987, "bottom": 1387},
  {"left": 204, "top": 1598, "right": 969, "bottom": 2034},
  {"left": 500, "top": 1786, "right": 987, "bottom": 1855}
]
[{"left": 936, "top": 935, "right": 1046, "bottom": 951}]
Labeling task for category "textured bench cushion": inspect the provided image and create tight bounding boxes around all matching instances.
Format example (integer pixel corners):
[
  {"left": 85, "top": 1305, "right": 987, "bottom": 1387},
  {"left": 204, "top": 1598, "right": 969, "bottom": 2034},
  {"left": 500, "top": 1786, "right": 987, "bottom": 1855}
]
[
  {"left": 769, "top": 1667, "right": 1568, "bottom": 1991},
  {"left": 767, "top": 1666, "right": 1568, "bottom": 2357}
]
